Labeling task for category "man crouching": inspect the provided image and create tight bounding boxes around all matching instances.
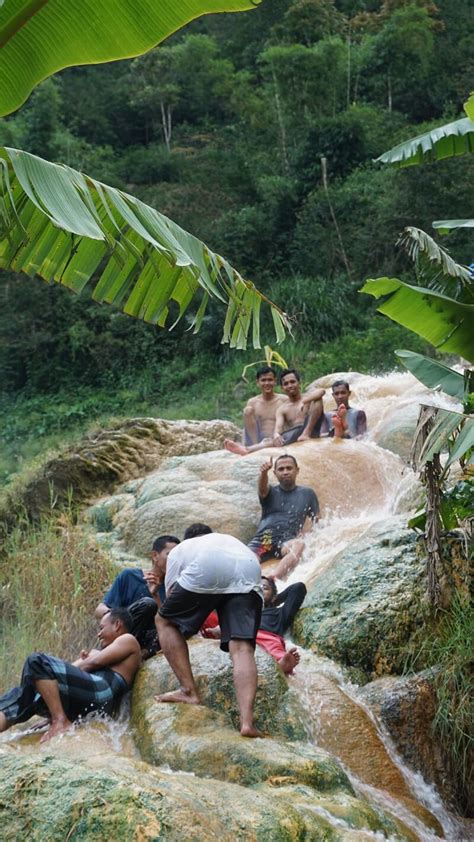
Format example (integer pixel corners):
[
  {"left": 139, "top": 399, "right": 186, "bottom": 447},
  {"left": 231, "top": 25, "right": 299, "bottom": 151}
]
[
  {"left": 0, "top": 608, "right": 141, "bottom": 742},
  {"left": 154, "top": 524, "right": 263, "bottom": 738}
]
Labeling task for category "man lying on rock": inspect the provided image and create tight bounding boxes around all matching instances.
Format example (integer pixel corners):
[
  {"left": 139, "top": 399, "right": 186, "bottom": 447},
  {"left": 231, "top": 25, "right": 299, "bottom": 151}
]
[
  {"left": 0, "top": 608, "right": 141, "bottom": 742},
  {"left": 95, "top": 534, "right": 180, "bottom": 658},
  {"left": 248, "top": 454, "right": 320, "bottom": 579},
  {"left": 202, "top": 575, "right": 307, "bottom": 676},
  {"left": 152, "top": 523, "right": 264, "bottom": 738}
]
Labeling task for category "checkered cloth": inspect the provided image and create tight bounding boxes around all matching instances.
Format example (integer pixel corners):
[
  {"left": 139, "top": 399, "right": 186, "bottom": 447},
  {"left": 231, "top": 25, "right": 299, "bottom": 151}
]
[{"left": 0, "top": 653, "right": 128, "bottom": 725}]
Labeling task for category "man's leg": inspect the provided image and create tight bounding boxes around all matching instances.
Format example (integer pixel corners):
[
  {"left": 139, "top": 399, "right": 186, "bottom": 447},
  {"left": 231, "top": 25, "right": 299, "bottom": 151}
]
[
  {"left": 34, "top": 679, "right": 72, "bottom": 742},
  {"left": 228, "top": 639, "right": 261, "bottom": 738},
  {"left": 297, "top": 399, "right": 323, "bottom": 440},
  {"left": 271, "top": 538, "right": 305, "bottom": 580},
  {"left": 224, "top": 437, "right": 275, "bottom": 456},
  {"left": 154, "top": 616, "right": 200, "bottom": 704}
]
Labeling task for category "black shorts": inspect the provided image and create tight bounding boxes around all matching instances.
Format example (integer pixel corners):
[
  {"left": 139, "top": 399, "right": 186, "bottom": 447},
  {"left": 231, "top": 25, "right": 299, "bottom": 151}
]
[
  {"left": 158, "top": 584, "right": 262, "bottom": 653},
  {"left": 247, "top": 538, "right": 283, "bottom": 562}
]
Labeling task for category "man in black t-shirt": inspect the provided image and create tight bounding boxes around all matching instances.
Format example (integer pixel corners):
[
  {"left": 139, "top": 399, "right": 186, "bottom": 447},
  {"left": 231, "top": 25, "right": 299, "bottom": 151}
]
[{"left": 248, "top": 454, "right": 319, "bottom": 579}]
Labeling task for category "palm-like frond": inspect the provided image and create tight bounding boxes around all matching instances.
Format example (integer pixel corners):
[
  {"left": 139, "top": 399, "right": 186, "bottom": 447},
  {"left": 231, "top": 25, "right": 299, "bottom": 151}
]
[
  {"left": 0, "top": 147, "right": 289, "bottom": 349},
  {"left": 375, "top": 117, "right": 474, "bottom": 168},
  {"left": 360, "top": 276, "right": 474, "bottom": 362},
  {"left": 433, "top": 218, "right": 474, "bottom": 233},
  {"left": 397, "top": 226, "right": 473, "bottom": 301},
  {"left": 0, "top": 0, "right": 260, "bottom": 116}
]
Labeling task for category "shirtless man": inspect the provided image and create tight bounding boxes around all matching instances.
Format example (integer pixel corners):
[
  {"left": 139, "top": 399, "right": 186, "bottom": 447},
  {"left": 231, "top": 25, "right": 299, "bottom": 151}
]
[
  {"left": 0, "top": 608, "right": 141, "bottom": 742},
  {"left": 225, "top": 369, "right": 325, "bottom": 455},
  {"left": 242, "top": 366, "right": 287, "bottom": 446},
  {"left": 324, "top": 380, "right": 367, "bottom": 440}
]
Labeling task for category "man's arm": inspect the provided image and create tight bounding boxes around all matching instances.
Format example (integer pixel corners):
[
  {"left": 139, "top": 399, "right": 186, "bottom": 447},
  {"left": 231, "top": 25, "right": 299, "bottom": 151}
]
[
  {"left": 300, "top": 388, "right": 325, "bottom": 406},
  {"left": 355, "top": 410, "right": 367, "bottom": 437},
  {"left": 95, "top": 602, "right": 110, "bottom": 620},
  {"left": 274, "top": 403, "right": 287, "bottom": 436},
  {"left": 95, "top": 571, "right": 125, "bottom": 619},
  {"left": 258, "top": 458, "right": 273, "bottom": 499},
  {"left": 75, "top": 634, "right": 140, "bottom": 672}
]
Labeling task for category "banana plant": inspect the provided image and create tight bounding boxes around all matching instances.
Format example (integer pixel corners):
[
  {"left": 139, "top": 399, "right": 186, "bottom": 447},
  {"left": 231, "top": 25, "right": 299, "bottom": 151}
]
[
  {"left": 0, "top": 147, "right": 289, "bottom": 348},
  {"left": 0, "top": 0, "right": 261, "bottom": 116}
]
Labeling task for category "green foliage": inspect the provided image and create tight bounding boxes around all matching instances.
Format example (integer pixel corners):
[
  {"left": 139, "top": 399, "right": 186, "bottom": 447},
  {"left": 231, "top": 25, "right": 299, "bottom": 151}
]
[
  {"left": 396, "top": 351, "right": 466, "bottom": 401},
  {"left": 405, "top": 595, "right": 473, "bottom": 806},
  {"left": 0, "top": 510, "right": 116, "bottom": 691}
]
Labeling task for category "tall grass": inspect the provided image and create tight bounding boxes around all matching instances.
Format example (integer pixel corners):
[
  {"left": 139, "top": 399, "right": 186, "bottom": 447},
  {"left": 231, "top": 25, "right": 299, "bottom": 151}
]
[
  {"left": 405, "top": 595, "right": 473, "bottom": 807},
  {"left": 0, "top": 510, "right": 116, "bottom": 692}
]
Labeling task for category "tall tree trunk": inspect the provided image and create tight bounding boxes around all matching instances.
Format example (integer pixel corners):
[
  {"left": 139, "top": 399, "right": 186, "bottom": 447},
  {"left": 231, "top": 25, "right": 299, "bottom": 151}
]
[
  {"left": 160, "top": 101, "right": 172, "bottom": 152},
  {"left": 321, "top": 157, "right": 352, "bottom": 279},
  {"left": 271, "top": 64, "right": 290, "bottom": 178}
]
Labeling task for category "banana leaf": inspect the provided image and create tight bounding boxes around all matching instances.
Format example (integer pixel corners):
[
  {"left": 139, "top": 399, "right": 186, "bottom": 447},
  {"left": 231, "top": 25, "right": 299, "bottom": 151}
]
[
  {"left": 395, "top": 351, "right": 466, "bottom": 400},
  {"left": 418, "top": 408, "right": 466, "bottom": 465},
  {"left": 0, "top": 147, "right": 289, "bottom": 348},
  {"left": 0, "top": 0, "right": 261, "bottom": 116},
  {"left": 360, "top": 277, "right": 474, "bottom": 363},
  {"left": 375, "top": 117, "right": 474, "bottom": 168},
  {"left": 433, "top": 219, "right": 474, "bottom": 233},
  {"left": 445, "top": 420, "right": 474, "bottom": 468}
]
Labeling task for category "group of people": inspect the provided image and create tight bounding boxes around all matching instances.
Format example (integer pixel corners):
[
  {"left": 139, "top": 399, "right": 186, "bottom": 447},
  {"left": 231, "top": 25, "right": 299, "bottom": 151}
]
[
  {"left": 0, "top": 372, "right": 366, "bottom": 743},
  {"left": 224, "top": 368, "right": 367, "bottom": 455}
]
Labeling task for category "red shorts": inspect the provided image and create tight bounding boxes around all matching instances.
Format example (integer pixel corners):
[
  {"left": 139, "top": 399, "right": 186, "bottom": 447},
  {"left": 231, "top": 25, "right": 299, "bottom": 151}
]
[{"left": 255, "top": 630, "right": 286, "bottom": 661}]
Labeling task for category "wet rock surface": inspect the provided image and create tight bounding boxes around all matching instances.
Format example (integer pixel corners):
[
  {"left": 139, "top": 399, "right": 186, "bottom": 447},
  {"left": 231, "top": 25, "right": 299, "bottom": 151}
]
[{"left": 293, "top": 517, "right": 427, "bottom": 676}]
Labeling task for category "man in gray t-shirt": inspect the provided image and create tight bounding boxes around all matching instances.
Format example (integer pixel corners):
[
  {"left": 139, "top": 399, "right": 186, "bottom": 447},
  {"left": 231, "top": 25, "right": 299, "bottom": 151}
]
[{"left": 248, "top": 454, "right": 320, "bottom": 579}]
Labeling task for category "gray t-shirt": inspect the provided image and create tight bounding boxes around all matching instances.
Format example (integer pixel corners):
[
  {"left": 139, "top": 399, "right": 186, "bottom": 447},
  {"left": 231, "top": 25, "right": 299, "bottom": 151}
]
[
  {"left": 165, "top": 533, "right": 263, "bottom": 597},
  {"left": 252, "top": 484, "right": 319, "bottom": 549},
  {"left": 323, "top": 407, "right": 367, "bottom": 438}
]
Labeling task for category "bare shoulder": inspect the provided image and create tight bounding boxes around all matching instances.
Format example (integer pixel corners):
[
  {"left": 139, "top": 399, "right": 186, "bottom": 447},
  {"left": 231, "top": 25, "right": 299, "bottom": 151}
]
[
  {"left": 275, "top": 394, "right": 287, "bottom": 403},
  {"left": 119, "top": 633, "right": 141, "bottom": 652},
  {"left": 246, "top": 394, "right": 260, "bottom": 407}
]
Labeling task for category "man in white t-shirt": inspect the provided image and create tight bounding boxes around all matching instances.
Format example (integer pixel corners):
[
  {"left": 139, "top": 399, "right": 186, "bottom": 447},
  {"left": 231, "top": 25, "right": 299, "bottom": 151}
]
[{"left": 154, "top": 523, "right": 263, "bottom": 738}]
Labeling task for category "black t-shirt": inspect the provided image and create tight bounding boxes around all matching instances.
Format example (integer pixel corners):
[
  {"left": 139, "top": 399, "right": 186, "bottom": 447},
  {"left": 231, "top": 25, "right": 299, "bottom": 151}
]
[
  {"left": 260, "top": 582, "right": 307, "bottom": 636},
  {"left": 254, "top": 484, "right": 319, "bottom": 547}
]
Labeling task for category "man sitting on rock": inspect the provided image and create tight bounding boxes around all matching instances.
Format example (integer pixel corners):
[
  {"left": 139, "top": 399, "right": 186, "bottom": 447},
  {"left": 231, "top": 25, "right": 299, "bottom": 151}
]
[
  {"left": 248, "top": 454, "right": 320, "bottom": 579},
  {"left": 241, "top": 365, "right": 287, "bottom": 446},
  {"left": 323, "top": 380, "right": 367, "bottom": 440},
  {"left": 95, "top": 534, "right": 180, "bottom": 657},
  {"left": 0, "top": 608, "right": 141, "bottom": 742},
  {"left": 202, "top": 576, "right": 306, "bottom": 676},
  {"left": 152, "top": 523, "right": 264, "bottom": 738},
  {"left": 225, "top": 369, "right": 325, "bottom": 455}
]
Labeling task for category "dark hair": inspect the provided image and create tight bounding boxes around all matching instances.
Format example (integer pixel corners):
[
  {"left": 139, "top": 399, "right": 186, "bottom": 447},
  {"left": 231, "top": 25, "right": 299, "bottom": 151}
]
[
  {"left": 256, "top": 366, "right": 276, "bottom": 379},
  {"left": 274, "top": 453, "right": 298, "bottom": 469},
  {"left": 152, "top": 535, "right": 180, "bottom": 553},
  {"left": 261, "top": 575, "right": 277, "bottom": 599},
  {"left": 108, "top": 607, "right": 133, "bottom": 632},
  {"left": 183, "top": 523, "right": 213, "bottom": 540},
  {"left": 279, "top": 368, "right": 301, "bottom": 385},
  {"left": 332, "top": 380, "right": 350, "bottom": 390}
]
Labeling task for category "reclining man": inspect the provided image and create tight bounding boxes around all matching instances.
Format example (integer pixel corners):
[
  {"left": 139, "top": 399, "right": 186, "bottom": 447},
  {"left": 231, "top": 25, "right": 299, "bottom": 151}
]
[
  {"left": 202, "top": 576, "right": 307, "bottom": 676},
  {"left": 95, "top": 534, "right": 179, "bottom": 657},
  {"left": 225, "top": 369, "right": 325, "bottom": 455},
  {"left": 248, "top": 454, "right": 320, "bottom": 579},
  {"left": 152, "top": 523, "right": 264, "bottom": 738},
  {"left": 242, "top": 366, "right": 287, "bottom": 446},
  {"left": 0, "top": 608, "right": 141, "bottom": 742}
]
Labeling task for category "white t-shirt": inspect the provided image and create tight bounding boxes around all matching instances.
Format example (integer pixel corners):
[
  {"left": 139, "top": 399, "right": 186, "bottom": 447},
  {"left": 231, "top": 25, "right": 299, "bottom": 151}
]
[{"left": 165, "top": 533, "right": 263, "bottom": 597}]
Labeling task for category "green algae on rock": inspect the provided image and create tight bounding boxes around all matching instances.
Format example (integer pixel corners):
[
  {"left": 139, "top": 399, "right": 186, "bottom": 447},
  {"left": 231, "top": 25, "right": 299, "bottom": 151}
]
[{"left": 293, "top": 517, "right": 427, "bottom": 676}]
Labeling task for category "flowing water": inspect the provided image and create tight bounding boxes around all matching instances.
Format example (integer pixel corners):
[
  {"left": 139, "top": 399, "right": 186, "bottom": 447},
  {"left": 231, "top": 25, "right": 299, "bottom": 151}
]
[{"left": 1, "top": 372, "right": 471, "bottom": 839}]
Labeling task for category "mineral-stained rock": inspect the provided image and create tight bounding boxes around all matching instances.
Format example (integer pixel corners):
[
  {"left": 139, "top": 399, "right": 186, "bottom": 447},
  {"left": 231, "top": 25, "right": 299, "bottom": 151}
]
[
  {"left": 293, "top": 517, "right": 427, "bottom": 676},
  {"left": 0, "top": 745, "right": 412, "bottom": 841},
  {"left": 360, "top": 670, "right": 473, "bottom": 817},
  {"left": 5, "top": 418, "right": 240, "bottom": 523},
  {"left": 371, "top": 402, "right": 421, "bottom": 461}
]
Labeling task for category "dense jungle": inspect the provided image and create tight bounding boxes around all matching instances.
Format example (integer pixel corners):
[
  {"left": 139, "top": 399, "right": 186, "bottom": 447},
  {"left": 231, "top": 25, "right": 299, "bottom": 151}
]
[{"left": 0, "top": 1, "right": 472, "bottom": 839}]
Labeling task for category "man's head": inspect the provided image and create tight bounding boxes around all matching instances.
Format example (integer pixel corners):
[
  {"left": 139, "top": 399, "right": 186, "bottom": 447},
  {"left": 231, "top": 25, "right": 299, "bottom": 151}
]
[
  {"left": 98, "top": 607, "right": 132, "bottom": 647},
  {"left": 331, "top": 380, "right": 351, "bottom": 408},
  {"left": 183, "top": 523, "right": 213, "bottom": 540},
  {"left": 256, "top": 366, "right": 277, "bottom": 395},
  {"left": 151, "top": 535, "right": 180, "bottom": 570},
  {"left": 261, "top": 575, "right": 277, "bottom": 606},
  {"left": 280, "top": 369, "right": 301, "bottom": 399},
  {"left": 273, "top": 454, "right": 299, "bottom": 490}
]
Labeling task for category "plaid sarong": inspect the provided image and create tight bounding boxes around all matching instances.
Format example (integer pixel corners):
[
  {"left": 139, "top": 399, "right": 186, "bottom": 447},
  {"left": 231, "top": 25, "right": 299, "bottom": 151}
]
[{"left": 0, "top": 653, "right": 129, "bottom": 725}]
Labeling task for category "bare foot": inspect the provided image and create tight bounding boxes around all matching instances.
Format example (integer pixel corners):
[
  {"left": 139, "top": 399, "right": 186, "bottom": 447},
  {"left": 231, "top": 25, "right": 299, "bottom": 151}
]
[
  {"left": 40, "top": 716, "right": 73, "bottom": 742},
  {"left": 240, "top": 723, "right": 264, "bottom": 738},
  {"left": 332, "top": 413, "right": 345, "bottom": 439},
  {"left": 296, "top": 433, "right": 311, "bottom": 442},
  {"left": 154, "top": 689, "right": 200, "bottom": 705},
  {"left": 278, "top": 647, "right": 300, "bottom": 676},
  {"left": 224, "top": 439, "right": 248, "bottom": 456}
]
